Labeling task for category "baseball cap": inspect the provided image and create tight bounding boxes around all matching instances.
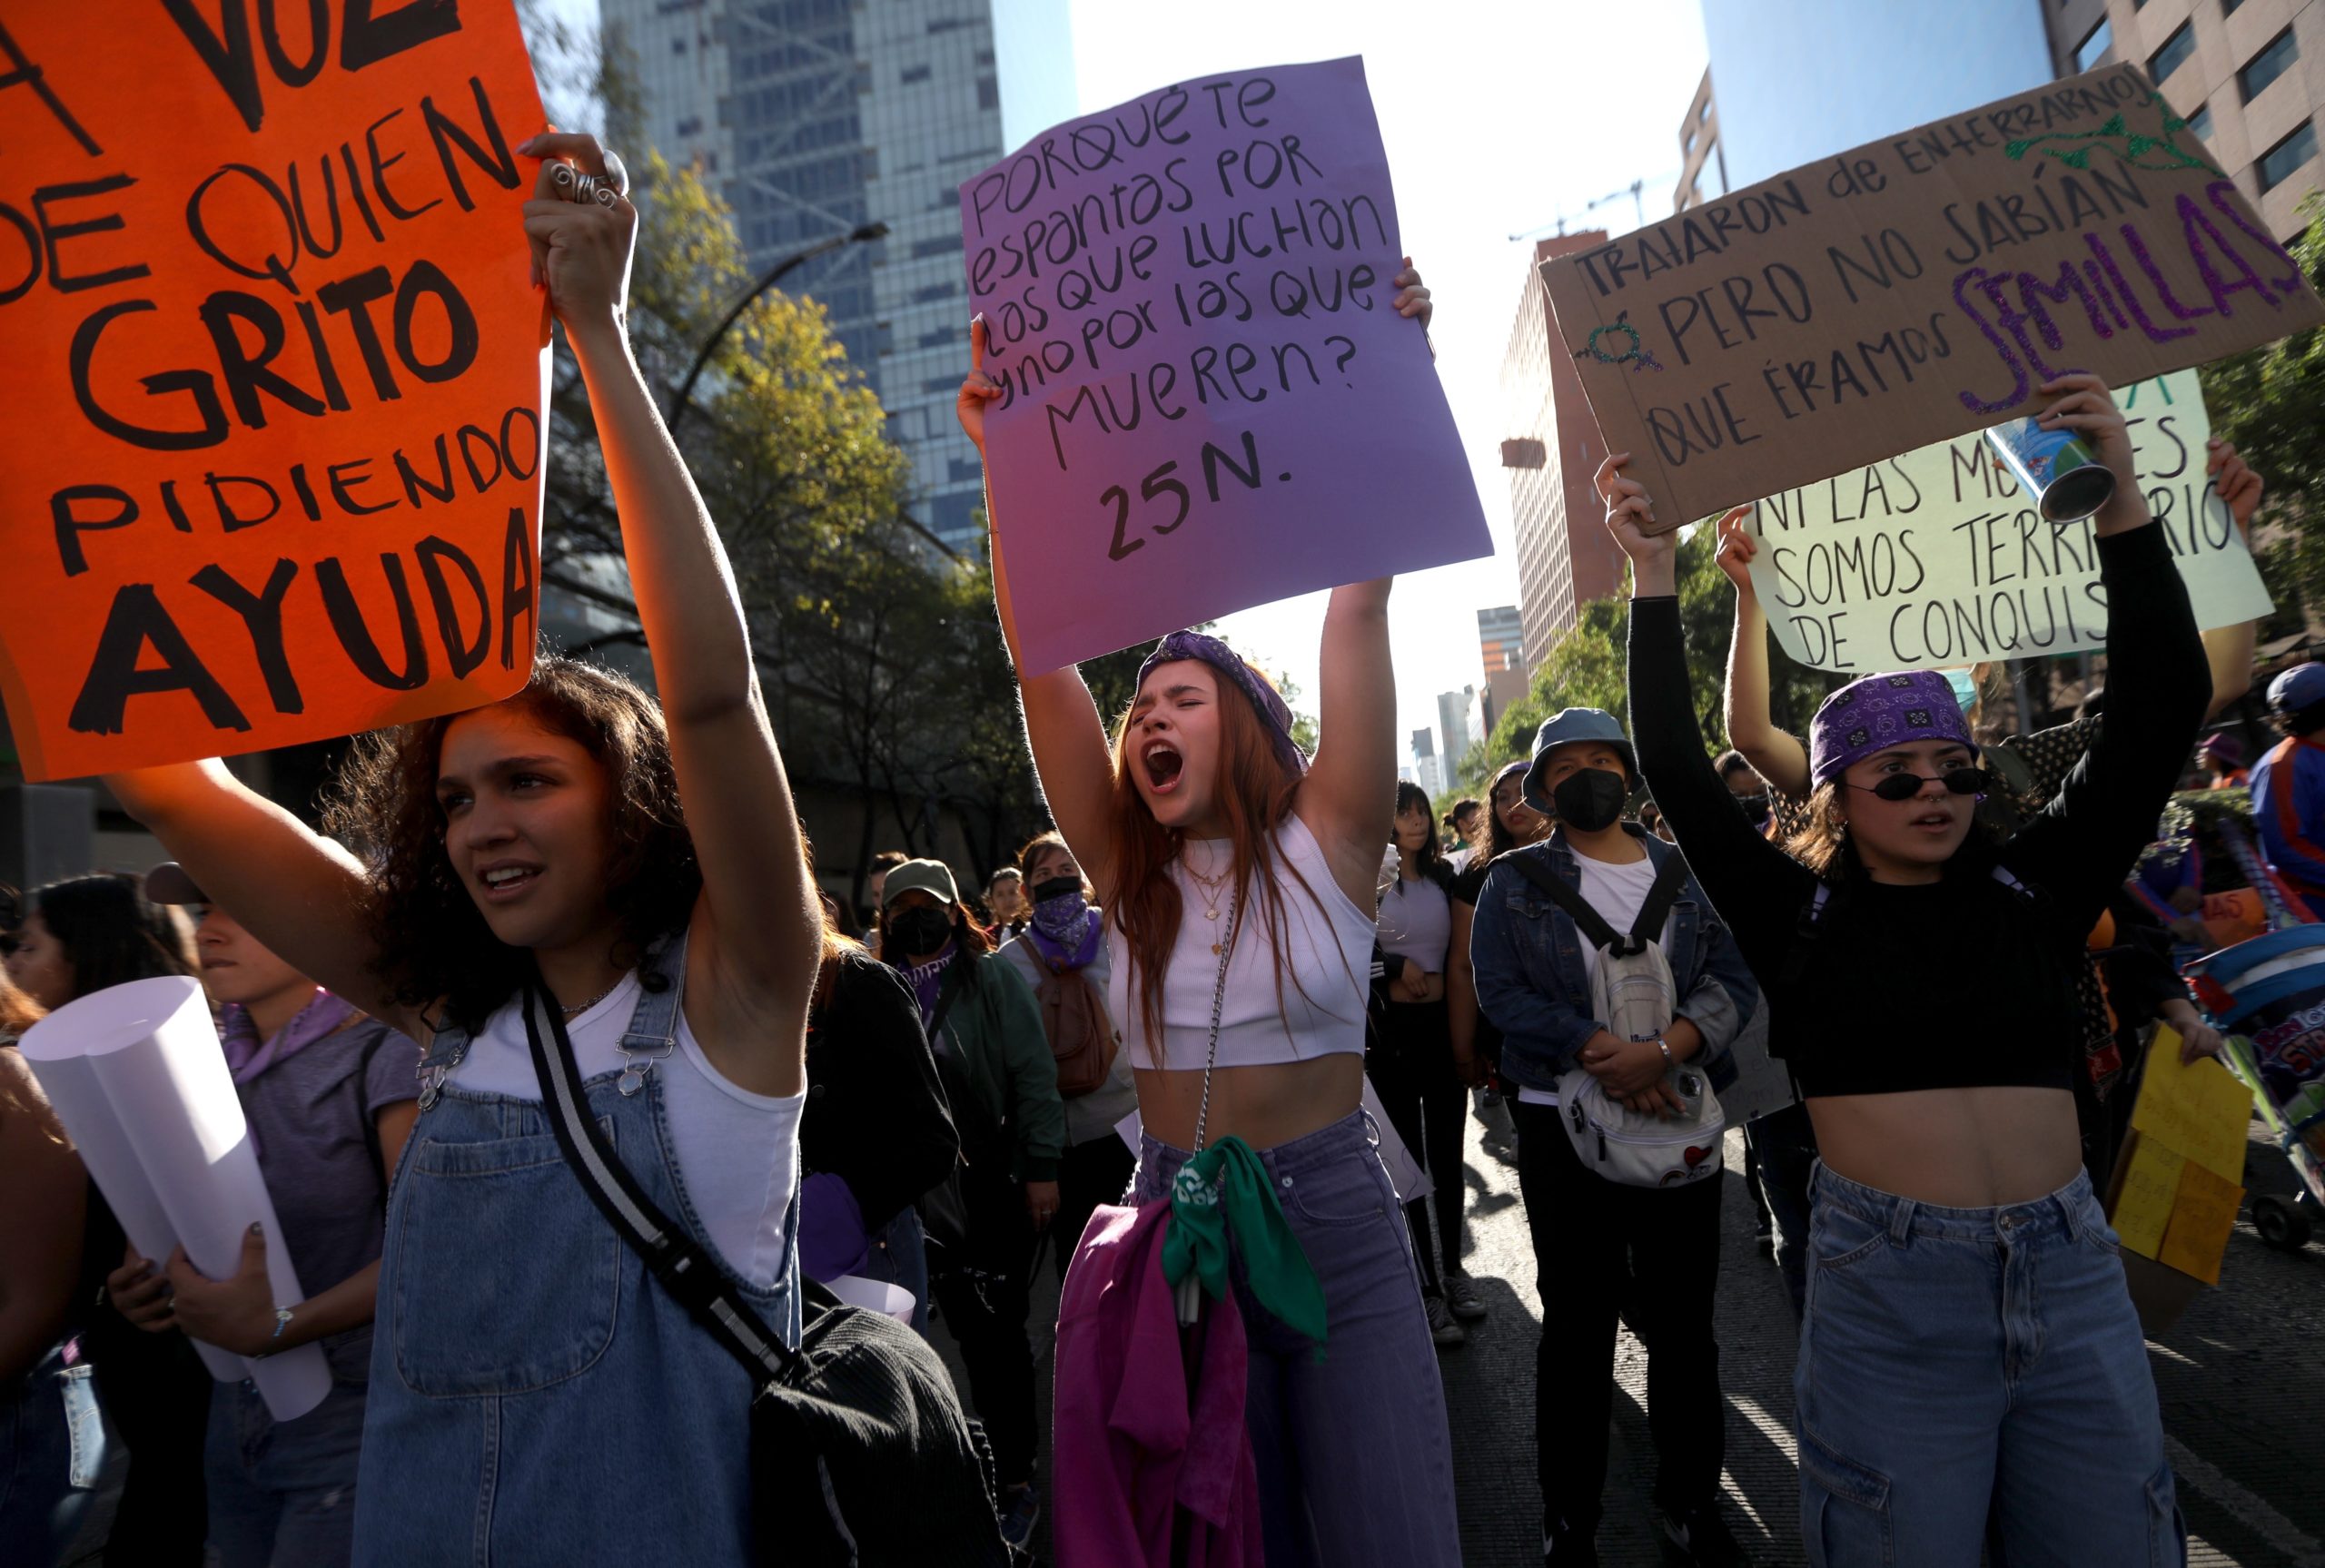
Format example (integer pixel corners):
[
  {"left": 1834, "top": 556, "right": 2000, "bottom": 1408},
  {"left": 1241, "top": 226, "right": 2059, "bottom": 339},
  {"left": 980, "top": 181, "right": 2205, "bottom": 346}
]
[
  {"left": 2268, "top": 663, "right": 2325, "bottom": 715},
  {"left": 881, "top": 859, "right": 959, "bottom": 909},
  {"left": 144, "top": 863, "right": 207, "bottom": 905}
]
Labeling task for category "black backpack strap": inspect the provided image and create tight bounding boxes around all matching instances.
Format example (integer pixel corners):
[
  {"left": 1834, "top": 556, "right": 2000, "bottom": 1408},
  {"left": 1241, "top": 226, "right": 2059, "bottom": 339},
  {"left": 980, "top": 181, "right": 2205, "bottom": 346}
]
[
  {"left": 1505, "top": 853, "right": 1623, "bottom": 952},
  {"left": 519, "top": 972, "right": 799, "bottom": 1389}
]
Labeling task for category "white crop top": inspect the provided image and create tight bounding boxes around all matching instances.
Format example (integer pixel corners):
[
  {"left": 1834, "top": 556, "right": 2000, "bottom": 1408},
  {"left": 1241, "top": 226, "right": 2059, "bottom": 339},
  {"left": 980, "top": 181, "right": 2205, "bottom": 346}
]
[
  {"left": 1376, "top": 875, "right": 1452, "bottom": 971},
  {"left": 450, "top": 973, "right": 805, "bottom": 1288},
  {"left": 1107, "top": 813, "right": 1376, "bottom": 1070}
]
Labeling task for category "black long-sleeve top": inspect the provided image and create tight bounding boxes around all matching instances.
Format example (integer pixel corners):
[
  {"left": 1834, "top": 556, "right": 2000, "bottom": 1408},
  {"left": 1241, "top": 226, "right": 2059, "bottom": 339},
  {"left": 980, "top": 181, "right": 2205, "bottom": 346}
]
[
  {"left": 802, "top": 951, "right": 960, "bottom": 1230},
  {"left": 1628, "top": 525, "right": 2211, "bottom": 1098}
]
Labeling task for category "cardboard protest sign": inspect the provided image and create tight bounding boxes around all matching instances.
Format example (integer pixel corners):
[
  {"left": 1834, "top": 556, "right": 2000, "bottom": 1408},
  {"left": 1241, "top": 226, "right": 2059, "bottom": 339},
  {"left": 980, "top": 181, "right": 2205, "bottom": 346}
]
[
  {"left": 959, "top": 56, "right": 1489, "bottom": 674},
  {"left": 0, "top": 5, "right": 549, "bottom": 780},
  {"left": 1541, "top": 64, "right": 2325, "bottom": 532},
  {"left": 2105, "top": 1027, "right": 2251, "bottom": 1290},
  {"left": 1744, "top": 370, "right": 2270, "bottom": 671}
]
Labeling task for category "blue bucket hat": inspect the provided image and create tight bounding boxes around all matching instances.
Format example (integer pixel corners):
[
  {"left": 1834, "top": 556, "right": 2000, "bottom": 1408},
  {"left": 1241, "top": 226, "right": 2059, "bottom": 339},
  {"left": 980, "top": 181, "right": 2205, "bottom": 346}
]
[{"left": 1520, "top": 708, "right": 1637, "bottom": 813}]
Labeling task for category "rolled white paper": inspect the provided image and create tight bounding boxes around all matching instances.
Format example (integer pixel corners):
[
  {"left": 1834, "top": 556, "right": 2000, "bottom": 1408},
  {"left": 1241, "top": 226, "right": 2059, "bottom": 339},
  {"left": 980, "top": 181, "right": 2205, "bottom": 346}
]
[{"left": 24, "top": 977, "right": 331, "bottom": 1421}]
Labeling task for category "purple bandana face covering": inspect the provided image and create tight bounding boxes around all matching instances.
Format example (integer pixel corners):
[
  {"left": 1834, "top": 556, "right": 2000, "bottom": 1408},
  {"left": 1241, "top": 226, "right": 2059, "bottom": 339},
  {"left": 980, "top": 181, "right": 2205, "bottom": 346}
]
[
  {"left": 1809, "top": 670, "right": 1979, "bottom": 787},
  {"left": 1134, "top": 630, "right": 1309, "bottom": 777}
]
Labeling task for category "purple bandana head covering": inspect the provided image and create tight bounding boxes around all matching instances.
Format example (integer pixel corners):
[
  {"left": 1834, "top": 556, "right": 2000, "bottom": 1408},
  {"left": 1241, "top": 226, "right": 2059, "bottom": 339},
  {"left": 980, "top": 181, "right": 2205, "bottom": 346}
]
[
  {"left": 1134, "top": 630, "right": 1309, "bottom": 776},
  {"left": 1809, "top": 671, "right": 1979, "bottom": 788}
]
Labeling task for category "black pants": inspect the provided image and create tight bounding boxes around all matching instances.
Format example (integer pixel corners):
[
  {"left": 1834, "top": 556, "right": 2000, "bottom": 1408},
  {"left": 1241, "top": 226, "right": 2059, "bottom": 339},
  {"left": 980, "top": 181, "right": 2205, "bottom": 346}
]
[
  {"left": 1746, "top": 1100, "right": 1819, "bottom": 1321},
  {"left": 1053, "top": 1133, "right": 1138, "bottom": 1280},
  {"left": 83, "top": 1304, "right": 212, "bottom": 1565},
  {"left": 931, "top": 1211, "right": 1040, "bottom": 1488},
  {"left": 1366, "top": 1000, "right": 1468, "bottom": 1285},
  {"left": 1514, "top": 1099, "right": 1726, "bottom": 1540}
]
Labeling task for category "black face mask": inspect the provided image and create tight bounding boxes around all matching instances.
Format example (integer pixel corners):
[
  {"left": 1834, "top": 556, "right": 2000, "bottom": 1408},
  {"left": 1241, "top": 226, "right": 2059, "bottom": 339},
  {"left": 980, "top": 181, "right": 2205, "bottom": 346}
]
[
  {"left": 1735, "top": 791, "right": 1771, "bottom": 827},
  {"left": 1551, "top": 767, "right": 1628, "bottom": 833},
  {"left": 885, "top": 907, "right": 955, "bottom": 957}
]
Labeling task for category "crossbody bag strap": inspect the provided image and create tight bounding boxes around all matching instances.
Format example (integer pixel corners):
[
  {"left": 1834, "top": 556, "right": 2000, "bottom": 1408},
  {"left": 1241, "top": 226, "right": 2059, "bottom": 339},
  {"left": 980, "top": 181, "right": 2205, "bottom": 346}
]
[
  {"left": 519, "top": 974, "right": 800, "bottom": 1386},
  {"left": 1505, "top": 852, "right": 1624, "bottom": 952},
  {"left": 1628, "top": 852, "right": 1693, "bottom": 950}
]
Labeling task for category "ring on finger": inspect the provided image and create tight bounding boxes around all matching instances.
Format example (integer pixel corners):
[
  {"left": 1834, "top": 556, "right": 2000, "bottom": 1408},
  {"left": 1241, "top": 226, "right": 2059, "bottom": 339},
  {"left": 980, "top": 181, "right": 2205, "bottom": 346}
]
[{"left": 601, "top": 148, "right": 630, "bottom": 199}]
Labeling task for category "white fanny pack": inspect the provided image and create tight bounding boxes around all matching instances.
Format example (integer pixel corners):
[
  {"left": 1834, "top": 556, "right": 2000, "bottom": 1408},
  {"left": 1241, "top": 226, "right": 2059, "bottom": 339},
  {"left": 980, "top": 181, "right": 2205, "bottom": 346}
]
[{"left": 1509, "top": 851, "right": 1726, "bottom": 1188}]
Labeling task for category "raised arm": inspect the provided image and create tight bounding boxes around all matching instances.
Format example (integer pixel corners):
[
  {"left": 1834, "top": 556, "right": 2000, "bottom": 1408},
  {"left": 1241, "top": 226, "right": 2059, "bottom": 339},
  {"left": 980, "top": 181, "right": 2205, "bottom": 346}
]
[
  {"left": 524, "top": 133, "right": 816, "bottom": 1090},
  {"left": 2201, "top": 437, "right": 2264, "bottom": 719},
  {"left": 1297, "top": 577, "right": 1398, "bottom": 912},
  {"left": 1602, "top": 456, "right": 1814, "bottom": 978},
  {"left": 2001, "top": 377, "right": 2210, "bottom": 935},
  {"left": 957, "top": 318, "right": 1120, "bottom": 897},
  {"left": 103, "top": 764, "right": 411, "bottom": 1033},
  {"left": 1713, "top": 509, "right": 1812, "bottom": 798}
]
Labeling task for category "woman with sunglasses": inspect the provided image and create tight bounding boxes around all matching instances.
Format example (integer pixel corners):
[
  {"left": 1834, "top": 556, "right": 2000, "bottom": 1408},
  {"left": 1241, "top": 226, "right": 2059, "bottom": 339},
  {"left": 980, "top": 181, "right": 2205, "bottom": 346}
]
[{"left": 1602, "top": 374, "right": 2209, "bottom": 1565}]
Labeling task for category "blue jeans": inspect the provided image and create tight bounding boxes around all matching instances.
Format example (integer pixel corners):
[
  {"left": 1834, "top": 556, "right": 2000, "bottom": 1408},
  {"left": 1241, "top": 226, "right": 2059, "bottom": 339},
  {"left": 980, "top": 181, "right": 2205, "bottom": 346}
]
[
  {"left": 0, "top": 1345, "right": 104, "bottom": 1568},
  {"left": 206, "top": 1373, "right": 368, "bottom": 1568},
  {"left": 1796, "top": 1163, "right": 2185, "bottom": 1567},
  {"left": 1133, "top": 1110, "right": 1460, "bottom": 1568}
]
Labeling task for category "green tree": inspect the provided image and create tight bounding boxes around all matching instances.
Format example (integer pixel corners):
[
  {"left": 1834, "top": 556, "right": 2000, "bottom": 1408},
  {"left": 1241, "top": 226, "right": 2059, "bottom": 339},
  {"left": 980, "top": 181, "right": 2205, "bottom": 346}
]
[{"left": 2200, "top": 193, "right": 2325, "bottom": 635}]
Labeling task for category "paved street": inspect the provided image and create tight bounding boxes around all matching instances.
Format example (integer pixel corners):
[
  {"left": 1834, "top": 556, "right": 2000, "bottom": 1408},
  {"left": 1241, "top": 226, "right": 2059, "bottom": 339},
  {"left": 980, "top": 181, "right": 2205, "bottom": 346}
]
[{"left": 964, "top": 1095, "right": 2324, "bottom": 1567}]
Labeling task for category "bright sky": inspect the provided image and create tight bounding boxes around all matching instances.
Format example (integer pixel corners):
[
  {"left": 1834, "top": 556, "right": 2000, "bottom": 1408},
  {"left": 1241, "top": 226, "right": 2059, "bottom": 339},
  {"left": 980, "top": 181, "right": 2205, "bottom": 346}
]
[
  {"left": 1068, "top": 0, "right": 1711, "bottom": 760},
  {"left": 548, "top": 0, "right": 1712, "bottom": 765}
]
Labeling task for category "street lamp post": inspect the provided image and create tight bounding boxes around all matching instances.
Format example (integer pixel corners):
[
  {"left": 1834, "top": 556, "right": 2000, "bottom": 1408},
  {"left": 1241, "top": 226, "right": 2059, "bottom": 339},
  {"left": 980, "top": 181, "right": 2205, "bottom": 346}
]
[{"left": 666, "top": 220, "right": 890, "bottom": 434}]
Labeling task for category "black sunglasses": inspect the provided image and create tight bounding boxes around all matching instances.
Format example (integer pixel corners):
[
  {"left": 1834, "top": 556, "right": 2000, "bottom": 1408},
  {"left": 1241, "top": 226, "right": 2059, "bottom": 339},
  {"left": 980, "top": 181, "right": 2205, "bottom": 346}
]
[{"left": 1848, "top": 766, "right": 1992, "bottom": 803}]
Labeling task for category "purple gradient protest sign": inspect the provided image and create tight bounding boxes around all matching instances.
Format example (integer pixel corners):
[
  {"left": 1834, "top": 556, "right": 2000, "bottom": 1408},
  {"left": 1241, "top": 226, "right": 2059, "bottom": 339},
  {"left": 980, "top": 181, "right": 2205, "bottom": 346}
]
[{"left": 959, "top": 56, "right": 1489, "bottom": 674}]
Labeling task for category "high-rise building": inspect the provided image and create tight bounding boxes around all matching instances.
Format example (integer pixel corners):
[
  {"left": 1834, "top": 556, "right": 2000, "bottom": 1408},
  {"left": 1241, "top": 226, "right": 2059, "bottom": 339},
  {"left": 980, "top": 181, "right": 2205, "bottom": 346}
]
[
  {"left": 1697, "top": 0, "right": 2054, "bottom": 188},
  {"left": 602, "top": 0, "right": 1073, "bottom": 548},
  {"left": 1477, "top": 605, "right": 1527, "bottom": 734},
  {"left": 1675, "top": 68, "right": 1726, "bottom": 212},
  {"left": 1503, "top": 234, "right": 1626, "bottom": 671},
  {"left": 1410, "top": 726, "right": 1446, "bottom": 799},
  {"left": 1699, "top": 0, "right": 2320, "bottom": 234},
  {"left": 1436, "top": 687, "right": 1486, "bottom": 779},
  {"left": 2044, "top": 0, "right": 2324, "bottom": 237}
]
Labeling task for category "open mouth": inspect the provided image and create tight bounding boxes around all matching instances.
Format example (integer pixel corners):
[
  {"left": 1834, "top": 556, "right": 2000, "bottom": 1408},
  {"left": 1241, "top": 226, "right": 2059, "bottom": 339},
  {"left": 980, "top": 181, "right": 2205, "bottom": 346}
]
[
  {"left": 1911, "top": 810, "right": 1954, "bottom": 832},
  {"left": 479, "top": 863, "right": 542, "bottom": 899},
  {"left": 1143, "top": 742, "right": 1184, "bottom": 794}
]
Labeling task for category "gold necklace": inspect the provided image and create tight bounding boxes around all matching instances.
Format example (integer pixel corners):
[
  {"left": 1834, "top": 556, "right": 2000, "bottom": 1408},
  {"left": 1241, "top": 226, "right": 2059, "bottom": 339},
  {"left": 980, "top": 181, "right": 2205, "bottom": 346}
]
[{"left": 1182, "top": 856, "right": 1232, "bottom": 927}]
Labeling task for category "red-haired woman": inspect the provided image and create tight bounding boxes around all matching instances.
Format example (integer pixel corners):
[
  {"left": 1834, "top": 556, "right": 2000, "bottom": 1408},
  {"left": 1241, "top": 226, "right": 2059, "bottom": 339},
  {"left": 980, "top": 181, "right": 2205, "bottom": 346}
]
[
  {"left": 956, "top": 267, "right": 1461, "bottom": 1565},
  {"left": 101, "top": 133, "right": 825, "bottom": 1565}
]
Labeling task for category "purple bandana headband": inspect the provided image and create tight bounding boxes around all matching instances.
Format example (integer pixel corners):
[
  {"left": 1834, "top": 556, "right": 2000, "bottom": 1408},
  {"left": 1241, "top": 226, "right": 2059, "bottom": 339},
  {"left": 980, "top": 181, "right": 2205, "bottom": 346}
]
[
  {"left": 1809, "top": 670, "right": 1978, "bottom": 788},
  {"left": 1135, "top": 630, "right": 1310, "bottom": 776}
]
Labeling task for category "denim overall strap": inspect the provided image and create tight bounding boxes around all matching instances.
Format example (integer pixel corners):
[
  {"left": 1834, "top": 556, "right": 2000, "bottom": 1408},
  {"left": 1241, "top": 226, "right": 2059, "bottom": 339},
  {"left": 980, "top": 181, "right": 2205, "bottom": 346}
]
[{"left": 615, "top": 934, "right": 689, "bottom": 1097}]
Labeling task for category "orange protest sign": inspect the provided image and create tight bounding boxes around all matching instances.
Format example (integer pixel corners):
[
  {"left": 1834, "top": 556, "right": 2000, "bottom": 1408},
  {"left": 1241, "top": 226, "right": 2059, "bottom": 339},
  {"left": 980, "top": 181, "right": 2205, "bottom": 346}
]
[{"left": 0, "top": 5, "right": 549, "bottom": 780}]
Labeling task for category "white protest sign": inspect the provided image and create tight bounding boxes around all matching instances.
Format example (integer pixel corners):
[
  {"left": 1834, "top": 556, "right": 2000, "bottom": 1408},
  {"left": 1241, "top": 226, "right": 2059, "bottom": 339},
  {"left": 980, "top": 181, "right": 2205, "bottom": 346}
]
[
  {"left": 1745, "top": 370, "right": 2270, "bottom": 673},
  {"left": 24, "top": 976, "right": 331, "bottom": 1421}
]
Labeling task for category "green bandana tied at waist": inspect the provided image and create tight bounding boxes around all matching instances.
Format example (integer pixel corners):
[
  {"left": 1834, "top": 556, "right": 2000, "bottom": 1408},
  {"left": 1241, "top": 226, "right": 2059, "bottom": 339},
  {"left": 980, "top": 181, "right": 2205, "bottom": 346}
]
[{"left": 1162, "top": 1136, "right": 1328, "bottom": 1346}]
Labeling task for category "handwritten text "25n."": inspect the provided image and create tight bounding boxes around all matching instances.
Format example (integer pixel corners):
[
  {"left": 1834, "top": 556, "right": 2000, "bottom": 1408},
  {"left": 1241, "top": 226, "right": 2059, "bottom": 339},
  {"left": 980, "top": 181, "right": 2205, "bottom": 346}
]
[{"left": 1102, "top": 430, "right": 1276, "bottom": 561}]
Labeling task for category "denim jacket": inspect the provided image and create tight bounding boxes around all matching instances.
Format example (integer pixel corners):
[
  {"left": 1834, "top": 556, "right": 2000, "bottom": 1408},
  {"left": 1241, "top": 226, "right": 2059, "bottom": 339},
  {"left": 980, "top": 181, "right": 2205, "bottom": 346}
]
[{"left": 1469, "top": 826, "right": 1756, "bottom": 1095}]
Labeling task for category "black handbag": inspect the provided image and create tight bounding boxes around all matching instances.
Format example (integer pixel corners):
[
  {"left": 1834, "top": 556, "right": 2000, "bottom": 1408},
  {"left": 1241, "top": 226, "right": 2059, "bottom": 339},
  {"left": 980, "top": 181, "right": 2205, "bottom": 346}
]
[{"left": 520, "top": 973, "right": 1006, "bottom": 1567}]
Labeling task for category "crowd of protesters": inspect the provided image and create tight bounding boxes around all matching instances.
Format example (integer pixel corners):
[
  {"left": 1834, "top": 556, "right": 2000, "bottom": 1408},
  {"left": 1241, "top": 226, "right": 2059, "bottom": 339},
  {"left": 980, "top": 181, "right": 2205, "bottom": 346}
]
[{"left": 0, "top": 120, "right": 2309, "bottom": 1568}]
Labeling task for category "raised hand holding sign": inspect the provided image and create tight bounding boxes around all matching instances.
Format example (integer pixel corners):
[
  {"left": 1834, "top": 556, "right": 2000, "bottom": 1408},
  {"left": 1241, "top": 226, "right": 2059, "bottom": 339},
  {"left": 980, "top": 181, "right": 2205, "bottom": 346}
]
[
  {"left": 0, "top": 4, "right": 549, "bottom": 779},
  {"left": 957, "top": 56, "right": 1489, "bottom": 674}
]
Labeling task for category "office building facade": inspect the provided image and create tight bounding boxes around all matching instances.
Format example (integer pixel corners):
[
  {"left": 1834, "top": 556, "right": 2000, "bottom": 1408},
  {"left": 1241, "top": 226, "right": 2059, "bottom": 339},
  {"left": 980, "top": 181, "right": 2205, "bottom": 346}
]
[
  {"left": 1477, "top": 605, "right": 1527, "bottom": 733},
  {"left": 1503, "top": 234, "right": 1626, "bottom": 673},
  {"left": 1411, "top": 726, "right": 1445, "bottom": 799},
  {"left": 1437, "top": 687, "right": 1487, "bottom": 780},
  {"left": 603, "top": 0, "right": 1072, "bottom": 547},
  {"left": 2048, "top": 0, "right": 2325, "bottom": 237}
]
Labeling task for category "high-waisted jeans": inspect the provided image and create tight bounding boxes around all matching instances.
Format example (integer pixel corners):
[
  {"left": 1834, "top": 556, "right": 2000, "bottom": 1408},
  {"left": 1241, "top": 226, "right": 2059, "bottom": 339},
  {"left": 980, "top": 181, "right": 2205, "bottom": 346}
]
[
  {"left": 1796, "top": 1162, "right": 2185, "bottom": 1567},
  {"left": 1133, "top": 1109, "right": 1460, "bottom": 1568}
]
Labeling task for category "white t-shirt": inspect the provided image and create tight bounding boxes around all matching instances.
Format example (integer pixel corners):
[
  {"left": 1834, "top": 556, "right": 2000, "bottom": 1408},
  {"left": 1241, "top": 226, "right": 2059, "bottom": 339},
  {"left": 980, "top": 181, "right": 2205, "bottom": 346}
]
[
  {"left": 1377, "top": 875, "right": 1452, "bottom": 971},
  {"left": 1516, "top": 847, "right": 1666, "bottom": 1109},
  {"left": 450, "top": 973, "right": 806, "bottom": 1287}
]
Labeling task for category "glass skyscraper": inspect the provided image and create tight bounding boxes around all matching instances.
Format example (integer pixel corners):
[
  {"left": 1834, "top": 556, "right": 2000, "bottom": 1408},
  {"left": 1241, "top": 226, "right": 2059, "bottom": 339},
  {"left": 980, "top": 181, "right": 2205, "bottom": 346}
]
[{"left": 604, "top": 0, "right": 1075, "bottom": 547}]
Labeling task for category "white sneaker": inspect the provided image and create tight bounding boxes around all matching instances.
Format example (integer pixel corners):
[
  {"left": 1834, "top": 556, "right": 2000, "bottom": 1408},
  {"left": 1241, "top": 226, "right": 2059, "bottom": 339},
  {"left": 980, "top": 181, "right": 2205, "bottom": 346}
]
[{"left": 1424, "top": 1291, "right": 1467, "bottom": 1346}]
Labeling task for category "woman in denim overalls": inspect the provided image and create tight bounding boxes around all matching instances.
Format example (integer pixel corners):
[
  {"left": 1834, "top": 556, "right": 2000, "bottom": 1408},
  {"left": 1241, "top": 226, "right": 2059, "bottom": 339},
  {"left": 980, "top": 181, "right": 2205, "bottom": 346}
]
[{"left": 104, "top": 133, "right": 825, "bottom": 1566}]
